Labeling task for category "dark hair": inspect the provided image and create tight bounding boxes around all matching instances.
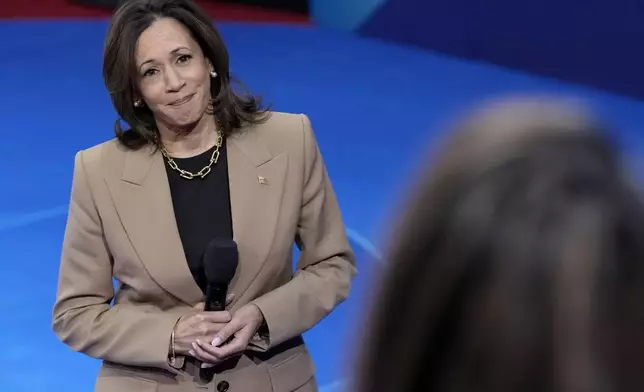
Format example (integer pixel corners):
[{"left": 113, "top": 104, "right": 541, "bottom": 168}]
[
  {"left": 103, "top": 0, "right": 270, "bottom": 150},
  {"left": 355, "top": 99, "right": 644, "bottom": 392}
]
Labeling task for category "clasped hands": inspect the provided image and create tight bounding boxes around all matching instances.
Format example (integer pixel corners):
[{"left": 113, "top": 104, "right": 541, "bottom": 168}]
[{"left": 173, "top": 294, "right": 265, "bottom": 368}]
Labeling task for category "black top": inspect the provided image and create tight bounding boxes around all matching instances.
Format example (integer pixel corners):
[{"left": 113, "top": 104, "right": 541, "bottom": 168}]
[{"left": 164, "top": 140, "right": 233, "bottom": 294}]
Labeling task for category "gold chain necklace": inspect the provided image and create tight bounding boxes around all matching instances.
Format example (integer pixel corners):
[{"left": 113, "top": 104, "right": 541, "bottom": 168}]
[{"left": 161, "top": 131, "right": 223, "bottom": 180}]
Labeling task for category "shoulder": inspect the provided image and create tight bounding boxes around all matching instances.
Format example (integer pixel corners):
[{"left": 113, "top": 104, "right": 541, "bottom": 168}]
[
  {"left": 239, "top": 111, "right": 315, "bottom": 156},
  {"left": 259, "top": 111, "right": 311, "bottom": 130},
  {"left": 73, "top": 138, "right": 131, "bottom": 177}
]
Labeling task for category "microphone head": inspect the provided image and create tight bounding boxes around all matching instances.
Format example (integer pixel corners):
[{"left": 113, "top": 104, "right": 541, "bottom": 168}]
[{"left": 203, "top": 238, "right": 239, "bottom": 285}]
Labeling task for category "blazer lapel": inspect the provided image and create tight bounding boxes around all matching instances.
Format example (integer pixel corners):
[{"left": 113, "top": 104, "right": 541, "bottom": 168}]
[
  {"left": 227, "top": 131, "right": 288, "bottom": 298},
  {"left": 110, "top": 146, "right": 204, "bottom": 306},
  {"left": 107, "top": 129, "right": 287, "bottom": 307}
]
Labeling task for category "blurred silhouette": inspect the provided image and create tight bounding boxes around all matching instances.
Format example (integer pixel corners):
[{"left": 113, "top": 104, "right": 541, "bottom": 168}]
[{"left": 355, "top": 96, "right": 644, "bottom": 392}]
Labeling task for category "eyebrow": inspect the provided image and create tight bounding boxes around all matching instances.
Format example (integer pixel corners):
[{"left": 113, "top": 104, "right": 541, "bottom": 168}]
[{"left": 138, "top": 46, "right": 191, "bottom": 70}]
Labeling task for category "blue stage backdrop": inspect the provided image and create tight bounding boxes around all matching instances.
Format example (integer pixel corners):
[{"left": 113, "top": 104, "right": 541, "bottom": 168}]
[
  {"left": 310, "top": 0, "right": 386, "bottom": 30},
  {"left": 311, "top": 0, "right": 644, "bottom": 100}
]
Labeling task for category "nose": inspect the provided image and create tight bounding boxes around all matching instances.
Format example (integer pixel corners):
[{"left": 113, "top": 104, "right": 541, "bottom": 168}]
[{"left": 164, "top": 66, "right": 185, "bottom": 92}]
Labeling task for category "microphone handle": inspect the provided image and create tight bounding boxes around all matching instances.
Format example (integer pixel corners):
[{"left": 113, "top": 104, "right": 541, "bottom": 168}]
[{"left": 204, "top": 283, "right": 228, "bottom": 312}]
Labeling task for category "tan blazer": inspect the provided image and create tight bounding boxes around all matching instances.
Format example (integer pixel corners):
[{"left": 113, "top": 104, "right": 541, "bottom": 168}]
[{"left": 52, "top": 112, "right": 357, "bottom": 392}]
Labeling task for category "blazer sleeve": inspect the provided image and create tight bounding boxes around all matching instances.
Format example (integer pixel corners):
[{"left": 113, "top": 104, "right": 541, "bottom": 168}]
[
  {"left": 249, "top": 114, "right": 358, "bottom": 350},
  {"left": 52, "top": 150, "right": 186, "bottom": 374}
]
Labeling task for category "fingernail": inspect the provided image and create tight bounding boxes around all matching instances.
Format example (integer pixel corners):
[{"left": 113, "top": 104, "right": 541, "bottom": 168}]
[
  {"left": 192, "top": 342, "right": 198, "bottom": 349},
  {"left": 211, "top": 337, "right": 221, "bottom": 346},
  {"left": 189, "top": 350, "right": 195, "bottom": 356}
]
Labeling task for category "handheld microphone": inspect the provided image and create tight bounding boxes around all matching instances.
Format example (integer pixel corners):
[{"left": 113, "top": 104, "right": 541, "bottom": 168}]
[{"left": 202, "top": 238, "right": 239, "bottom": 312}]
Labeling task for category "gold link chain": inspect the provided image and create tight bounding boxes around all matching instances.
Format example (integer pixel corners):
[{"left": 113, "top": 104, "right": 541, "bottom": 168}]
[{"left": 161, "top": 131, "right": 223, "bottom": 180}]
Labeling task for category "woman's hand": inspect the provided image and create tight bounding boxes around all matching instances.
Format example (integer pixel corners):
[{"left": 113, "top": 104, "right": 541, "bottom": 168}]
[
  {"left": 190, "top": 303, "right": 265, "bottom": 368},
  {"left": 172, "top": 294, "right": 235, "bottom": 356}
]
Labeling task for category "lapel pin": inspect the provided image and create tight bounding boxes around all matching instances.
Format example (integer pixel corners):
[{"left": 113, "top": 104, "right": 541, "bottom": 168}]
[{"left": 258, "top": 176, "right": 268, "bottom": 186}]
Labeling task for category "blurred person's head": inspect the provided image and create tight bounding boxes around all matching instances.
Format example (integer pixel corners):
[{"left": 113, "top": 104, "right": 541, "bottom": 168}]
[{"left": 356, "top": 96, "right": 644, "bottom": 392}]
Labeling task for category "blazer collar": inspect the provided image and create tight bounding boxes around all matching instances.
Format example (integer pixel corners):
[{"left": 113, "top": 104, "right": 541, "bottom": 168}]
[{"left": 115, "top": 129, "right": 287, "bottom": 307}]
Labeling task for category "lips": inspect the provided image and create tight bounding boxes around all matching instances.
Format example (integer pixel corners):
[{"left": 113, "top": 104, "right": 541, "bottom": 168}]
[{"left": 169, "top": 93, "right": 195, "bottom": 106}]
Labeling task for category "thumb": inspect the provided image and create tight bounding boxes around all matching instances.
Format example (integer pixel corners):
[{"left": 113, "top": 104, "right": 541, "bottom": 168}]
[
  {"left": 192, "top": 301, "right": 205, "bottom": 311},
  {"left": 211, "top": 320, "right": 241, "bottom": 347},
  {"left": 225, "top": 293, "right": 235, "bottom": 306}
]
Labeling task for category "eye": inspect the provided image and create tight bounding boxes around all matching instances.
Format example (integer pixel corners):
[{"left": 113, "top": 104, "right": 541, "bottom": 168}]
[
  {"left": 142, "top": 68, "right": 158, "bottom": 77},
  {"left": 177, "top": 54, "right": 192, "bottom": 64}
]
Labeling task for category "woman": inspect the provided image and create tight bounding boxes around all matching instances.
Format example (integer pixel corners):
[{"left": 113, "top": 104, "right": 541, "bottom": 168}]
[
  {"left": 52, "top": 0, "right": 357, "bottom": 391},
  {"left": 355, "top": 97, "right": 644, "bottom": 392}
]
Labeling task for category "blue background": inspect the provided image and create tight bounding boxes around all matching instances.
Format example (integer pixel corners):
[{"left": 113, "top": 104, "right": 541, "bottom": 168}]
[{"left": 312, "top": 0, "right": 644, "bottom": 99}]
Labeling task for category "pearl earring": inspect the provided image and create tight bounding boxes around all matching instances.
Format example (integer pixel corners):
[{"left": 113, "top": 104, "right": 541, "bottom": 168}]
[
  {"left": 210, "top": 70, "right": 217, "bottom": 78},
  {"left": 134, "top": 99, "right": 143, "bottom": 108}
]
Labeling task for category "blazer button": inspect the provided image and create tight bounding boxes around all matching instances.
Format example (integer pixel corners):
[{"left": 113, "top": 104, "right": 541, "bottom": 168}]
[{"left": 217, "top": 381, "right": 230, "bottom": 392}]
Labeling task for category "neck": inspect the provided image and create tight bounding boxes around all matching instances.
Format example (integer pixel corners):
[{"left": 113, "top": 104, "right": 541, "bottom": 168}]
[{"left": 158, "top": 114, "right": 219, "bottom": 158}]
